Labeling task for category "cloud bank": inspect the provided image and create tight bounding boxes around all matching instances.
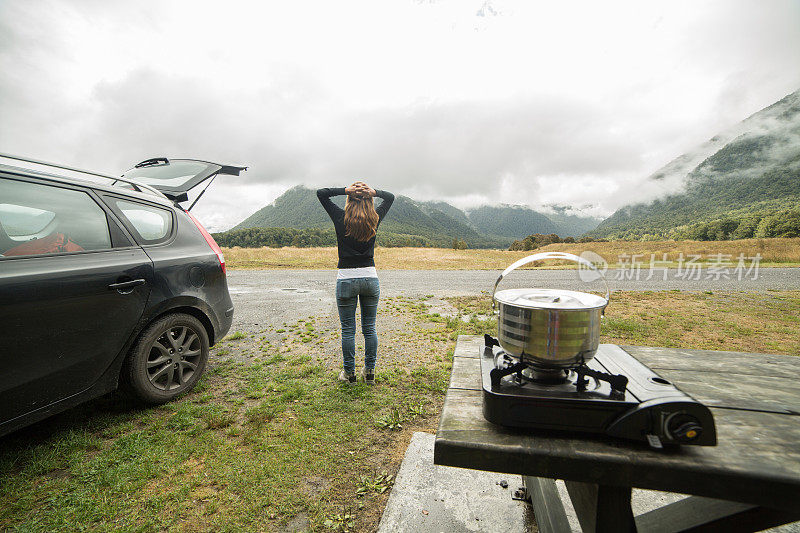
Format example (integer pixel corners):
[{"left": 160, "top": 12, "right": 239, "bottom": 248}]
[{"left": 1, "top": 0, "right": 799, "bottom": 230}]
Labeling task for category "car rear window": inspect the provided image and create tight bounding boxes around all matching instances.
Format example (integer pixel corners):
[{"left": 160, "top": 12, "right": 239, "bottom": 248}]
[
  {"left": 121, "top": 160, "right": 212, "bottom": 187},
  {"left": 114, "top": 199, "right": 173, "bottom": 243}
]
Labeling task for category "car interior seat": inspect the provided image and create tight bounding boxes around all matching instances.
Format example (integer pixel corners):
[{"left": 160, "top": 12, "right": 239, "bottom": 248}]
[{"left": 0, "top": 220, "right": 17, "bottom": 254}]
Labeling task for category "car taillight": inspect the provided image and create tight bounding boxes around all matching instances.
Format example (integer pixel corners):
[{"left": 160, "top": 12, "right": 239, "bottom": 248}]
[{"left": 186, "top": 211, "right": 226, "bottom": 274}]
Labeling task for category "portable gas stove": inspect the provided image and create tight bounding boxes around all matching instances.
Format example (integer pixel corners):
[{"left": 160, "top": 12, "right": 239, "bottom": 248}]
[{"left": 481, "top": 335, "right": 717, "bottom": 449}]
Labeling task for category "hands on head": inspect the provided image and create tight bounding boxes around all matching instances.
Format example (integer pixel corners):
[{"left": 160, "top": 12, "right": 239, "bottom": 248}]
[{"left": 346, "top": 181, "right": 376, "bottom": 199}]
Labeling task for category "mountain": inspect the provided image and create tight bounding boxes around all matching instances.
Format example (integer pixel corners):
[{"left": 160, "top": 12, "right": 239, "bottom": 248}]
[
  {"left": 420, "top": 200, "right": 599, "bottom": 239},
  {"left": 233, "top": 186, "right": 499, "bottom": 247},
  {"left": 229, "top": 186, "right": 599, "bottom": 247},
  {"left": 467, "top": 205, "right": 559, "bottom": 239},
  {"left": 235, "top": 185, "right": 331, "bottom": 230},
  {"left": 374, "top": 195, "right": 482, "bottom": 242},
  {"left": 588, "top": 89, "right": 800, "bottom": 240},
  {"left": 418, "top": 201, "right": 473, "bottom": 227}
]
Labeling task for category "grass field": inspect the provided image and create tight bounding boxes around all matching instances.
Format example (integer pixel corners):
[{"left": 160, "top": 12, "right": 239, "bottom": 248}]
[
  {"left": 540, "top": 237, "right": 800, "bottom": 266},
  {"left": 222, "top": 237, "right": 800, "bottom": 270},
  {"left": 1, "top": 291, "right": 798, "bottom": 531},
  {"left": 450, "top": 290, "right": 800, "bottom": 355}
]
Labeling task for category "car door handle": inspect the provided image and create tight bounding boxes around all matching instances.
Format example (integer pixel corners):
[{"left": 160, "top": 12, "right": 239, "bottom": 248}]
[{"left": 108, "top": 279, "right": 146, "bottom": 291}]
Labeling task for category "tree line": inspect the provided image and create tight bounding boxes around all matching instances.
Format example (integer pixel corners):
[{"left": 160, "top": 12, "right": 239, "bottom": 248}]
[
  {"left": 508, "top": 233, "right": 605, "bottom": 250},
  {"left": 212, "top": 227, "right": 469, "bottom": 248},
  {"left": 212, "top": 227, "right": 336, "bottom": 248},
  {"left": 675, "top": 209, "right": 800, "bottom": 241}
]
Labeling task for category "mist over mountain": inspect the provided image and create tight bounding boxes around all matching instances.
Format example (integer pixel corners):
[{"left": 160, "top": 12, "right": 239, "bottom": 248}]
[
  {"left": 229, "top": 185, "right": 599, "bottom": 247},
  {"left": 544, "top": 210, "right": 605, "bottom": 238},
  {"left": 589, "top": 89, "right": 800, "bottom": 239}
]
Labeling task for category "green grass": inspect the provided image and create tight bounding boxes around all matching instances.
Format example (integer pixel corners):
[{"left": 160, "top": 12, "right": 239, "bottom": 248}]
[
  {"left": 3, "top": 291, "right": 795, "bottom": 531},
  {"left": 0, "top": 297, "right": 483, "bottom": 531},
  {"left": 355, "top": 472, "right": 394, "bottom": 497},
  {"left": 0, "top": 348, "right": 445, "bottom": 531},
  {"left": 598, "top": 291, "right": 800, "bottom": 354},
  {"left": 445, "top": 291, "right": 800, "bottom": 355}
]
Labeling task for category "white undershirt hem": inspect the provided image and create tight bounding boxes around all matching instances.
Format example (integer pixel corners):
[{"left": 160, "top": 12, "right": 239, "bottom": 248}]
[{"left": 337, "top": 266, "right": 378, "bottom": 279}]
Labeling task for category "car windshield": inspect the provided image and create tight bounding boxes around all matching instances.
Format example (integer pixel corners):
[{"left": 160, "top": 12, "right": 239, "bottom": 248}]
[{"left": 121, "top": 160, "right": 216, "bottom": 188}]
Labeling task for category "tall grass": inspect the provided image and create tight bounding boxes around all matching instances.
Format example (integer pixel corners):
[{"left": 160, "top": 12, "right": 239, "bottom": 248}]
[
  {"left": 539, "top": 238, "right": 800, "bottom": 264},
  {"left": 222, "top": 238, "right": 800, "bottom": 269}
]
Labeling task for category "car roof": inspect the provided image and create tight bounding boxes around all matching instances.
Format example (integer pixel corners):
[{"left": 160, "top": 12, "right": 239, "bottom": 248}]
[{"left": 0, "top": 162, "right": 176, "bottom": 208}]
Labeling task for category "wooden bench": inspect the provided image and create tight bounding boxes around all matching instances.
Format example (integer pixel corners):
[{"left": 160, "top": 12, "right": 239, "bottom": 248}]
[{"left": 434, "top": 335, "right": 800, "bottom": 532}]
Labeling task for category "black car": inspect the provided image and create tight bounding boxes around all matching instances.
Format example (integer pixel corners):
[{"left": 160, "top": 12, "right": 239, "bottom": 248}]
[{"left": 0, "top": 154, "right": 245, "bottom": 437}]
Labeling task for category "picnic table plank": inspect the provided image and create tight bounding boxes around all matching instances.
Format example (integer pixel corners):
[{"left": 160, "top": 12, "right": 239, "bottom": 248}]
[
  {"left": 435, "top": 336, "right": 800, "bottom": 512},
  {"left": 621, "top": 345, "right": 800, "bottom": 414},
  {"left": 621, "top": 345, "right": 800, "bottom": 378}
]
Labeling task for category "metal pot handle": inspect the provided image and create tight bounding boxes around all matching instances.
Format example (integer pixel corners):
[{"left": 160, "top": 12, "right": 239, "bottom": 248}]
[{"left": 491, "top": 251, "right": 610, "bottom": 311}]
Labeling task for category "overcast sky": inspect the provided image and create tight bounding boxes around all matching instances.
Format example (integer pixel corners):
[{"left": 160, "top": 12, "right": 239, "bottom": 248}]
[{"left": 1, "top": 1, "right": 799, "bottom": 231}]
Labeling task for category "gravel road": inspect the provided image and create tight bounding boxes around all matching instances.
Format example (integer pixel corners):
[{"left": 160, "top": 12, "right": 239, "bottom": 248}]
[{"left": 225, "top": 268, "right": 800, "bottom": 332}]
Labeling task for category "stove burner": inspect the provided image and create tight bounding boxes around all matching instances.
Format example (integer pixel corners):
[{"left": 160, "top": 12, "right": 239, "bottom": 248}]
[
  {"left": 575, "top": 365, "right": 628, "bottom": 395},
  {"left": 525, "top": 366, "right": 570, "bottom": 384},
  {"left": 480, "top": 335, "right": 717, "bottom": 448},
  {"left": 488, "top": 337, "right": 628, "bottom": 395}
]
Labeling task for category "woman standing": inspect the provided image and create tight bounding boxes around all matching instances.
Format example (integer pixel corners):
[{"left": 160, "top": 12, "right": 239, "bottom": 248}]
[{"left": 317, "top": 182, "right": 394, "bottom": 385}]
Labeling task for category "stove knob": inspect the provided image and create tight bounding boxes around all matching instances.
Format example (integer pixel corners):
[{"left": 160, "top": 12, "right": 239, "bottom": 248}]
[{"left": 668, "top": 416, "right": 703, "bottom": 443}]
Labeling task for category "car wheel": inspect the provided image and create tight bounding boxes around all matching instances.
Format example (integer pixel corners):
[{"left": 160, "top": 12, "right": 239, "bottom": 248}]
[{"left": 122, "top": 313, "right": 209, "bottom": 404}]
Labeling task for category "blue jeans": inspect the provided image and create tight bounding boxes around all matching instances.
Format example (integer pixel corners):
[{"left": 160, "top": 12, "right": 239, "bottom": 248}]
[{"left": 336, "top": 277, "right": 380, "bottom": 374}]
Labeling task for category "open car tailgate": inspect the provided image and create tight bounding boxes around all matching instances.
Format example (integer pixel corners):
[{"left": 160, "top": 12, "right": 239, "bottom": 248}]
[{"left": 121, "top": 158, "right": 247, "bottom": 203}]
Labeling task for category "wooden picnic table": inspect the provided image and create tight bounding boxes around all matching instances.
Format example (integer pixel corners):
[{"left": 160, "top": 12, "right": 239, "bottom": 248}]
[{"left": 434, "top": 335, "right": 800, "bottom": 533}]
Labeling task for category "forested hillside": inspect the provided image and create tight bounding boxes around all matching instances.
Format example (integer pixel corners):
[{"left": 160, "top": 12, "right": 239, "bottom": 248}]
[
  {"left": 233, "top": 186, "right": 333, "bottom": 230},
  {"left": 466, "top": 205, "right": 559, "bottom": 239},
  {"left": 589, "top": 89, "right": 800, "bottom": 240}
]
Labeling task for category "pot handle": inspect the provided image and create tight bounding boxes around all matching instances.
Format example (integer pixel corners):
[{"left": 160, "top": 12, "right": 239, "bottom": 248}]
[{"left": 491, "top": 251, "right": 611, "bottom": 311}]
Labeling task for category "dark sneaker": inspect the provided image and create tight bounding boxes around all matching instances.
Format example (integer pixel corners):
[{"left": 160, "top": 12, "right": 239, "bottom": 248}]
[
  {"left": 339, "top": 370, "right": 357, "bottom": 385},
  {"left": 362, "top": 368, "right": 375, "bottom": 385}
]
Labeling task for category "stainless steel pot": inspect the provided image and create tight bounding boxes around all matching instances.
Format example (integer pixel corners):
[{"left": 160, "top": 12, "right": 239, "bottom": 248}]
[{"left": 492, "top": 252, "right": 610, "bottom": 368}]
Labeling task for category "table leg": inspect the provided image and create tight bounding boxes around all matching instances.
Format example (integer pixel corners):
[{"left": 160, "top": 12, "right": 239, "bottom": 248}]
[
  {"left": 634, "top": 495, "right": 800, "bottom": 532},
  {"left": 565, "top": 480, "right": 637, "bottom": 533},
  {"left": 523, "top": 476, "right": 572, "bottom": 533}
]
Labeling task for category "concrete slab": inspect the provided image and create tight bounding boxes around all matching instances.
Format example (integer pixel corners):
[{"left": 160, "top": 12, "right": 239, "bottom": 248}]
[{"left": 378, "top": 432, "right": 536, "bottom": 533}]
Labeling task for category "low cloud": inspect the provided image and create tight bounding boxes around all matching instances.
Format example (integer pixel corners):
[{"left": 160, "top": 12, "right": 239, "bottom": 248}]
[{"left": 2, "top": 1, "right": 799, "bottom": 231}]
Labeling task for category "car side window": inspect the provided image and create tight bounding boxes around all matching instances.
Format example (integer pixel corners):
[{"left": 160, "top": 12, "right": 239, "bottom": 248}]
[
  {"left": 113, "top": 199, "right": 173, "bottom": 244},
  {"left": 0, "top": 177, "right": 112, "bottom": 257}
]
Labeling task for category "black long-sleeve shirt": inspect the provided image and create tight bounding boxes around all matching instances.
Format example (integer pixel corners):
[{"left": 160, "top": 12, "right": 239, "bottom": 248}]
[{"left": 316, "top": 187, "right": 394, "bottom": 269}]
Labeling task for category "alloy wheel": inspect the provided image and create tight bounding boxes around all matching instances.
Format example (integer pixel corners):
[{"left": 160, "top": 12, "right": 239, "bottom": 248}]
[{"left": 146, "top": 325, "right": 202, "bottom": 391}]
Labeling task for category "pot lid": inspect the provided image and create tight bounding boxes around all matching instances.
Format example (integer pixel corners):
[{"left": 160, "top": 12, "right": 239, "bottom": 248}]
[{"left": 494, "top": 288, "right": 607, "bottom": 310}]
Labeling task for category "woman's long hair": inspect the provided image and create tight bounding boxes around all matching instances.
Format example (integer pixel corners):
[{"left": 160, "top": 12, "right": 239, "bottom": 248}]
[{"left": 344, "top": 196, "right": 379, "bottom": 241}]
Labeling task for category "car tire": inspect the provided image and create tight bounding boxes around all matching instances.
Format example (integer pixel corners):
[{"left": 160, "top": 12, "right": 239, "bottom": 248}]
[{"left": 121, "top": 313, "right": 209, "bottom": 404}]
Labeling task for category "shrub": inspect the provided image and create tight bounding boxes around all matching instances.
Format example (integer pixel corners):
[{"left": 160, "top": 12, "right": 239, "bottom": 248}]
[
  {"left": 755, "top": 210, "right": 800, "bottom": 238},
  {"left": 508, "top": 233, "right": 562, "bottom": 251}
]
